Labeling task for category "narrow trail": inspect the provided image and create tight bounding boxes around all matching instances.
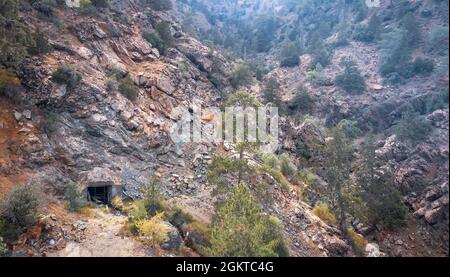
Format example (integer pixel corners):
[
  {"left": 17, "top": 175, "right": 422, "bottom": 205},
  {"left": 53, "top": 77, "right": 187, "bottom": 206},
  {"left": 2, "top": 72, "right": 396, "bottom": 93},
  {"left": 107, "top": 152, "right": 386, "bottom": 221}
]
[{"left": 49, "top": 211, "right": 150, "bottom": 257}]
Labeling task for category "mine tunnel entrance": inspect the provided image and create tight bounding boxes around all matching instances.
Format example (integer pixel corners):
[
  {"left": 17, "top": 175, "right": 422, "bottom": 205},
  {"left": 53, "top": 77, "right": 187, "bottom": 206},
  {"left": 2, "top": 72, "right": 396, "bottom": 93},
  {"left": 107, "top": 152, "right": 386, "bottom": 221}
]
[{"left": 87, "top": 185, "right": 112, "bottom": 204}]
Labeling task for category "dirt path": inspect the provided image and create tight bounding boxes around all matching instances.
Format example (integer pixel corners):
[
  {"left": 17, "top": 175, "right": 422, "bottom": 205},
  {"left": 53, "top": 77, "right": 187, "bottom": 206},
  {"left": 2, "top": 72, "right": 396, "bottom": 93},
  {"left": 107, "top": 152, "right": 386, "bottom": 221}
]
[{"left": 49, "top": 210, "right": 150, "bottom": 257}]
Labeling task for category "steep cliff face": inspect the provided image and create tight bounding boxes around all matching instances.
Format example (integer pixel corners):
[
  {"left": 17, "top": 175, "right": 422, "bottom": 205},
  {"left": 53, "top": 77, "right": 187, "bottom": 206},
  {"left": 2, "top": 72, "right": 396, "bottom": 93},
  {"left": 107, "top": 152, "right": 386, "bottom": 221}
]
[{"left": 17, "top": 3, "right": 222, "bottom": 198}]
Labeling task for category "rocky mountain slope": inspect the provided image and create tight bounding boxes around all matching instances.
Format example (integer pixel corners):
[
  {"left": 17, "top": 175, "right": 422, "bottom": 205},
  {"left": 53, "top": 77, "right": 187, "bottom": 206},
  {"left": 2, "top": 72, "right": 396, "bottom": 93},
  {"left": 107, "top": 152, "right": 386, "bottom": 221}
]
[
  {"left": 176, "top": 0, "right": 449, "bottom": 256},
  {"left": 0, "top": 0, "right": 448, "bottom": 257}
]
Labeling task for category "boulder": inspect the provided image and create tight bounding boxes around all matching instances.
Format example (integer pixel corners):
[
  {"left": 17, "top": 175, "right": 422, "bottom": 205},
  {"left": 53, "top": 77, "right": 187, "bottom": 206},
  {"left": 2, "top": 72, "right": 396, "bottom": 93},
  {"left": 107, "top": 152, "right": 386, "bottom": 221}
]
[
  {"left": 156, "top": 77, "right": 175, "bottom": 95},
  {"left": 424, "top": 207, "right": 445, "bottom": 225},
  {"left": 14, "top": 111, "right": 22, "bottom": 121},
  {"left": 325, "top": 237, "right": 350, "bottom": 256},
  {"left": 365, "top": 243, "right": 383, "bottom": 257},
  {"left": 23, "top": 110, "right": 32, "bottom": 120},
  {"left": 161, "top": 222, "right": 184, "bottom": 251}
]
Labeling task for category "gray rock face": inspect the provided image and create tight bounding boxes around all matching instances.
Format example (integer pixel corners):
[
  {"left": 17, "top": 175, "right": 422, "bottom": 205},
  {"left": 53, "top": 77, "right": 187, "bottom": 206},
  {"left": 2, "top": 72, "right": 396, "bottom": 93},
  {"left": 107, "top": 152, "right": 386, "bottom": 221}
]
[
  {"left": 72, "top": 21, "right": 108, "bottom": 42},
  {"left": 376, "top": 135, "right": 408, "bottom": 162},
  {"left": 324, "top": 237, "right": 350, "bottom": 256},
  {"left": 13, "top": 2, "right": 231, "bottom": 220},
  {"left": 283, "top": 120, "right": 325, "bottom": 158},
  {"left": 365, "top": 243, "right": 384, "bottom": 257},
  {"left": 369, "top": 110, "right": 449, "bottom": 251},
  {"left": 161, "top": 222, "right": 184, "bottom": 251}
]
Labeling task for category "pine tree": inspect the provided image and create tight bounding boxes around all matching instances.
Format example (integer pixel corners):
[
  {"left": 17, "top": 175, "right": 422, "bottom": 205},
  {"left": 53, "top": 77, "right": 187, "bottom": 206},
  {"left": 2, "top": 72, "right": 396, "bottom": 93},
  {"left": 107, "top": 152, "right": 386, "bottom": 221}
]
[
  {"left": 155, "top": 21, "right": 173, "bottom": 50},
  {"left": 358, "top": 135, "right": 407, "bottom": 229},
  {"left": 0, "top": 0, "right": 18, "bottom": 20},
  {"left": 0, "top": 0, "right": 32, "bottom": 69},
  {"left": 335, "top": 59, "right": 366, "bottom": 94},
  {"left": 229, "top": 64, "right": 253, "bottom": 89},
  {"left": 354, "top": 14, "right": 381, "bottom": 42},
  {"left": 402, "top": 12, "right": 420, "bottom": 46},
  {"left": 207, "top": 183, "right": 288, "bottom": 257},
  {"left": 280, "top": 42, "right": 300, "bottom": 67},
  {"left": 395, "top": 111, "right": 433, "bottom": 141},
  {"left": 322, "top": 127, "right": 353, "bottom": 232},
  {"left": 141, "top": 176, "right": 165, "bottom": 216},
  {"left": 262, "top": 77, "right": 281, "bottom": 106}
]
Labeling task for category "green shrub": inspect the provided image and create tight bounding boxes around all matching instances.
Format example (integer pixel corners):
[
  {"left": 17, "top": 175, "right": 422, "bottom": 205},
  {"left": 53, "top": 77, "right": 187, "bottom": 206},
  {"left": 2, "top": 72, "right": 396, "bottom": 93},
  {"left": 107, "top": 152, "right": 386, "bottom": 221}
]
[
  {"left": 155, "top": 21, "right": 173, "bottom": 49},
  {"left": 32, "top": 0, "right": 60, "bottom": 19},
  {"left": 306, "top": 70, "right": 317, "bottom": 80},
  {"left": 288, "top": 87, "right": 315, "bottom": 114},
  {"left": 252, "top": 16, "right": 278, "bottom": 53},
  {"left": 264, "top": 216, "right": 289, "bottom": 257},
  {"left": 143, "top": 21, "right": 173, "bottom": 55},
  {"left": 255, "top": 66, "right": 270, "bottom": 81},
  {"left": 312, "top": 49, "right": 331, "bottom": 68},
  {"left": 107, "top": 64, "right": 127, "bottom": 79},
  {"left": 78, "top": 0, "right": 105, "bottom": 14},
  {"left": 229, "top": 63, "right": 253, "bottom": 89},
  {"left": 312, "top": 203, "right": 337, "bottom": 225},
  {"left": 0, "top": 0, "right": 33, "bottom": 69},
  {"left": 378, "top": 11, "right": 424, "bottom": 79},
  {"left": 395, "top": 111, "right": 433, "bottom": 141},
  {"left": 411, "top": 57, "right": 434, "bottom": 75},
  {"left": 373, "top": 188, "right": 408, "bottom": 230},
  {"left": 0, "top": 185, "right": 39, "bottom": 240},
  {"left": 111, "top": 196, "right": 124, "bottom": 210},
  {"left": 65, "top": 182, "right": 85, "bottom": 212},
  {"left": 354, "top": 15, "right": 381, "bottom": 42},
  {"left": 0, "top": 0, "right": 19, "bottom": 19},
  {"left": 52, "top": 65, "right": 82, "bottom": 88},
  {"left": 143, "top": 31, "right": 166, "bottom": 55},
  {"left": 262, "top": 77, "right": 281, "bottom": 105},
  {"left": 337, "top": 119, "right": 362, "bottom": 140},
  {"left": 0, "top": 236, "right": 7, "bottom": 256},
  {"left": 0, "top": 67, "right": 21, "bottom": 98},
  {"left": 335, "top": 59, "right": 365, "bottom": 94},
  {"left": 359, "top": 151, "right": 409, "bottom": 231},
  {"left": 272, "top": 171, "right": 291, "bottom": 191},
  {"left": 308, "top": 31, "right": 331, "bottom": 67},
  {"left": 169, "top": 205, "right": 194, "bottom": 228},
  {"left": 347, "top": 228, "right": 368, "bottom": 254},
  {"left": 27, "top": 29, "right": 53, "bottom": 55},
  {"left": 260, "top": 153, "right": 280, "bottom": 170},
  {"left": 118, "top": 76, "right": 139, "bottom": 101},
  {"left": 184, "top": 220, "right": 211, "bottom": 255},
  {"left": 280, "top": 42, "right": 300, "bottom": 67},
  {"left": 135, "top": 212, "right": 169, "bottom": 247},
  {"left": 79, "top": 0, "right": 92, "bottom": 10},
  {"left": 141, "top": 176, "right": 166, "bottom": 216},
  {"left": 280, "top": 154, "right": 296, "bottom": 178},
  {"left": 379, "top": 29, "right": 412, "bottom": 79},
  {"left": 295, "top": 140, "right": 313, "bottom": 160},
  {"left": 127, "top": 201, "right": 148, "bottom": 222}
]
